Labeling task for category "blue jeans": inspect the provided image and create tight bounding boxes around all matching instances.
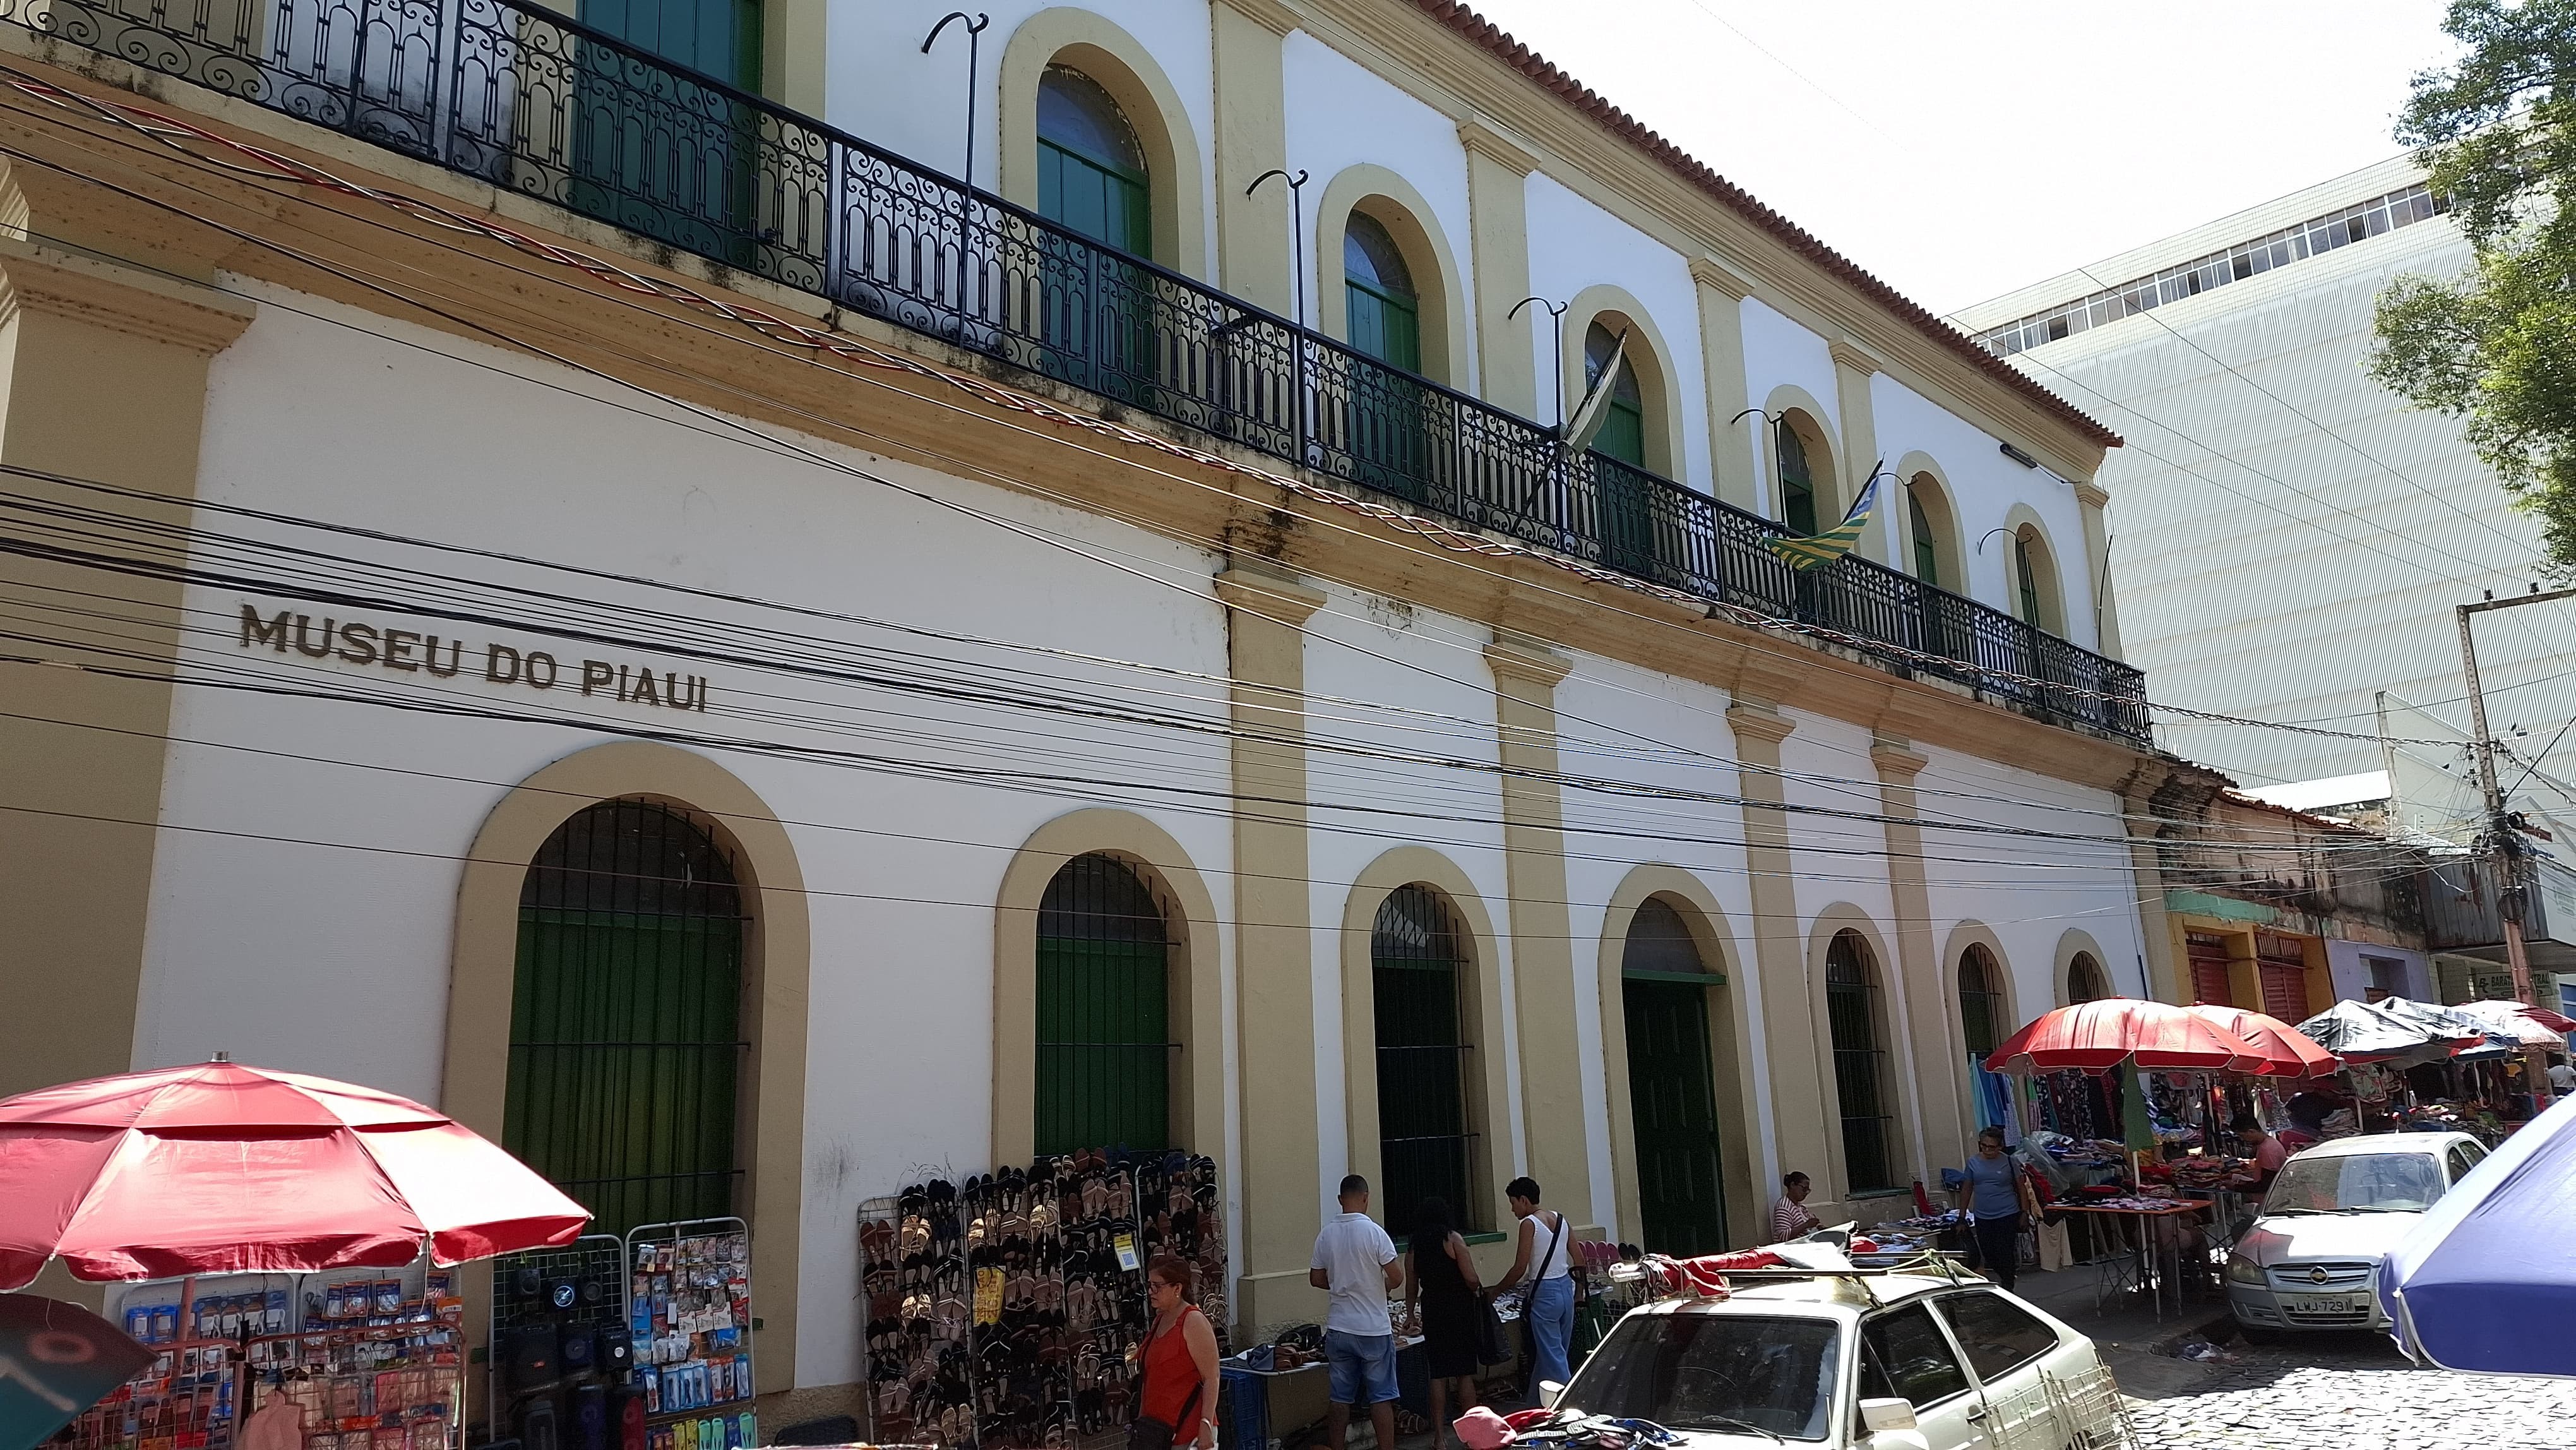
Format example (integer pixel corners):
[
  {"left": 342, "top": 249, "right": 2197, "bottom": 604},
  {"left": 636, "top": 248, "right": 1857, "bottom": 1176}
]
[
  {"left": 1325, "top": 1329, "right": 1400, "bottom": 1406},
  {"left": 1525, "top": 1275, "right": 1575, "bottom": 1391}
]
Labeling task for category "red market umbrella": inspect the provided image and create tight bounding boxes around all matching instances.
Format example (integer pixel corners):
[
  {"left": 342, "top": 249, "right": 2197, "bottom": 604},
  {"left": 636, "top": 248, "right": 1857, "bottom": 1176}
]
[
  {"left": 2519, "top": 1004, "right": 2576, "bottom": 1034},
  {"left": 2185, "top": 1004, "right": 2339, "bottom": 1077},
  {"left": 0, "top": 1058, "right": 588, "bottom": 1290},
  {"left": 1984, "top": 997, "right": 2268, "bottom": 1076}
]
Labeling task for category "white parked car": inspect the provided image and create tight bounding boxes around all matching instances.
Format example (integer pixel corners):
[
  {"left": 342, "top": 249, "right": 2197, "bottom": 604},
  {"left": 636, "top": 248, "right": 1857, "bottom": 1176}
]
[
  {"left": 1548, "top": 1271, "right": 2125, "bottom": 1449},
  {"left": 2224, "top": 1130, "right": 2487, "bottom": 1340}
]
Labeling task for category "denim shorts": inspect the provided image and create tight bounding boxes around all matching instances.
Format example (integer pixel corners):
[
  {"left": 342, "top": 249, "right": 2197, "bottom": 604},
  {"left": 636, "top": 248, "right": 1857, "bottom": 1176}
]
[{"left": 1324, "top": 1329, "right": 1400, "bottom": 1406}]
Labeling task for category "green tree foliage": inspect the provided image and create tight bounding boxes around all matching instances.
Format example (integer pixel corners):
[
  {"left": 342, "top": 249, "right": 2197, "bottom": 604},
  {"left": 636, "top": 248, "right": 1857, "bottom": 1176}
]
[{"left": 2372, "top": 0, "right": 2576, "bottom": 570}]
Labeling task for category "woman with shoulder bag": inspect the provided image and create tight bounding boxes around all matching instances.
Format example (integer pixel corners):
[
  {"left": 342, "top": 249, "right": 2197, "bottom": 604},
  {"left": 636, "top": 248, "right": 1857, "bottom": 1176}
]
[
  {"left": 1402, "top": 1197, "right": 1484, "bottom": 1450},
  {"left": 1134, "top": 1254, "right": 1219, "bottom": 1450}
]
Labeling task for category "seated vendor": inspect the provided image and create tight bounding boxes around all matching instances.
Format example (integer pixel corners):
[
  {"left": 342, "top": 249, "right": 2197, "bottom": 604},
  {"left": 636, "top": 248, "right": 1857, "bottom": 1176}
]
[
  {"left": 2230, "top": 1118, "right": 2289, "bottom": 1195},
  {"left": 1771, "top": 1171, "right": 1822, "bottom": 1240}
]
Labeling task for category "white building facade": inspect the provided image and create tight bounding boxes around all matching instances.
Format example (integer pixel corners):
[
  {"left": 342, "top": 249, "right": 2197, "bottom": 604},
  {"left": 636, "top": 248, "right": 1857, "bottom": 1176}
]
[{"left": 0, "top": 0, "right": 2169, "bottom": 1424}]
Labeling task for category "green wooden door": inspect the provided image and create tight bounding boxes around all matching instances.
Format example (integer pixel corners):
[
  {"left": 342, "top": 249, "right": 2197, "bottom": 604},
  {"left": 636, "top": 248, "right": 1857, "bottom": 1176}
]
[
  {"left": 504, "top": 801, "right": 744, "bottom": 1237},
  {"left": 1035, "top": 854, "right": 1171, "bottom": 1154},
  {"left": 1035, "top": 66, "right": 1157, "bottom": 403},
  {"left": 1623, "top": 978, "right": 1726, "bottom": 1255},
  {"left": 573, "top": 0, "right": 763, "bottom": 265}
]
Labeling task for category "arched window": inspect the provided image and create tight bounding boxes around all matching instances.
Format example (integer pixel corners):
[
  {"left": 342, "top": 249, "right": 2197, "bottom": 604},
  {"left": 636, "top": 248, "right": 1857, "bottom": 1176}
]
[
  {"left": 1344, "top": 212, "right": 1421, "bottom": 373},
  {"left": 506, "top": 800, "right": 743, "bottom": 1235},
  {"left": 1583, "top": 321, "right": 1648, "bottom": 469},
  {"left": 1824, "top": 930, "right": 1895, "bottom": 1194},
  {"left": 1777, "top": 419, "right": 1820, "bottom": 536},
  {"left": 2068, "top": 952, "right": 2111, "bottom": 1004},
  {"left": 1373, "top": 884, "right": 1474, "bottom": 1231},
  {"left": 2013, "top": 526, "right": 2060, "bottom": 632},
  {"left": 1958, "top": 944, "right": 2008, "bottom": 1133},
  {"left": 1907, "top": 483, "right": 1943, "bottom": 587},
  {"left": 1035, "top": 853, "right": 1170, "bottom": 1154},
  {"left": 1037, "top": 65, "right": 1150, "bottom": 255},
  {"left": 1621, "top": 897, "right": 1727, "bottom": 1253}
]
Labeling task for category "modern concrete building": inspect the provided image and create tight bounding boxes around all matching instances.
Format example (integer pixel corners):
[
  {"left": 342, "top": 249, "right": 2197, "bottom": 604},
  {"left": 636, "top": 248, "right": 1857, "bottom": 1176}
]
[{"left": 1957, "top": 157, "right": 2576, "bottom": 841}]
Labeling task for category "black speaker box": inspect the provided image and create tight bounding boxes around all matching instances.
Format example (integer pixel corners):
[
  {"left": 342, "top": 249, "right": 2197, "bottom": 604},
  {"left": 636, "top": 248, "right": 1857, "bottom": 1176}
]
[
  {"left": 561, "top": 1329, "right": 597, "bottom": 1375},
  {"left": 516, "top": 1393, "right": 560, "bottom": 1450},
  {"left": 573, "top": 1382, "right": 607, "bottom": 1450},
  {"left": 598, "top": 1328, "right": 633, "bottom": 1376},
  {"left": 506, "top": 1324, "right": 561, "bottom": 1393}
]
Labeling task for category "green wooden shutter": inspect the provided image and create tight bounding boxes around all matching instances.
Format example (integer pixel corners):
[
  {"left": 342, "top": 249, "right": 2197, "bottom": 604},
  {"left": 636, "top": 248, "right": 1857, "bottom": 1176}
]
[
  {"left": 1035, "top": 854, "right": 1171, "bottom": 1154},
  {"left": 505, "top": 800, "right": 744, "bottom": 1237},
  {"left": 1778, "top": 424, "right": 1818, "bottom": 536},
  {"left": 1345, "top": 280, "right": 1422, "bottom": 373}
]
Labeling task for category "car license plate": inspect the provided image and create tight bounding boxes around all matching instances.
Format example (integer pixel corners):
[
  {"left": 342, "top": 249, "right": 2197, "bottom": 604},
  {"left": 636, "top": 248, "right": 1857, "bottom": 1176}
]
[{"left": 2291, "top": 1295, "right": 2356, "bottom": 1315}]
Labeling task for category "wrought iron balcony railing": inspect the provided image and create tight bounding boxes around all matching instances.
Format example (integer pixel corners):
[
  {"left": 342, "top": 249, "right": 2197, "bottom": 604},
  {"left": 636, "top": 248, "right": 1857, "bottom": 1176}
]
[{"left": 7, "top": 0, "right": 2149, "bottom": 742}]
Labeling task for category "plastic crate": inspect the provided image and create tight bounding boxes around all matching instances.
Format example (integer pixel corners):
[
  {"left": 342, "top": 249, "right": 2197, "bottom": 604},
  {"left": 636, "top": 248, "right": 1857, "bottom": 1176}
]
[{"left": 1219, "top": 1367, "right": 1270, "bottom": 1450}]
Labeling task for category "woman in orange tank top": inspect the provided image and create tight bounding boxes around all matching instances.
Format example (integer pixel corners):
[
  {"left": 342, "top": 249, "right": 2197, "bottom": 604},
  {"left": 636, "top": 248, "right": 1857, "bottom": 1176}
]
[{"left": 1139, "top": 1253, "right": 1219, "bottom": 1448}]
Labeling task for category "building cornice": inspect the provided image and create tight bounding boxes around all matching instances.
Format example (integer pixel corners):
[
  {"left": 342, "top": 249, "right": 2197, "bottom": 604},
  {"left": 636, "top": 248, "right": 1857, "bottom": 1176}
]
[
  {"left": 0, "top": 238, "right": 253, "bottom": 354},
  {"left": 1455, "top": 117, "right": 1538, "bottom": 176},
  {"left": 1290, "top": 0, "right": 2116, "bottom": 476},
  {"left": 1215, "top": 0, "right": 1304, "bottom": 39}
]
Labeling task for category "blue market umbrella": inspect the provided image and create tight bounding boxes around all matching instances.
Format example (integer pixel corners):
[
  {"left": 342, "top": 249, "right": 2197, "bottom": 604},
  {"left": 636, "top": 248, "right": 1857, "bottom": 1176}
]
[{"left": 2381, "top": 1092, "right": 2576, "bottom": 1374}]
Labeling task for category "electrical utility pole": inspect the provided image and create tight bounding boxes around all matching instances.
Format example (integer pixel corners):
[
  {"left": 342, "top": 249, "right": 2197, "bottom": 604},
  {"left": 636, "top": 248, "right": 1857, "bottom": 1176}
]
[{"left": 2458, "top": 584, "right": 2576, "bottom": 1007}]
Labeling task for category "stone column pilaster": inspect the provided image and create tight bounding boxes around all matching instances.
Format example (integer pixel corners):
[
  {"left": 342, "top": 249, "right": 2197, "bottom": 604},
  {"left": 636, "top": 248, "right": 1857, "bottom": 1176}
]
[
  {"left": 1211, "top": 0, "right": 1296, "bottom": 314},
  {"left": 1484, "top": 629, "right": 1592, "bottom": 1228},
  {"left": 1726, "top": 699, "right": 1811, "bottom": 1205},
  {"left": 1213, "top": 560, "right": 1327, "bottom": 1334},
  {"left": 2074, "top": 477, "right": 2123, "bottom": 657},
  {"left": 1827, "top": 340, "right": 1887, "bottom": 563},
  {"left": 1688, "top": 257, "right": 1757, "bottom": 512},
  {"left": 1870, "top": 734, "right": 1953, "bottom": 1184},
  {"left": 1458, "top": 120, "right": 1538, "bottom": 416}
]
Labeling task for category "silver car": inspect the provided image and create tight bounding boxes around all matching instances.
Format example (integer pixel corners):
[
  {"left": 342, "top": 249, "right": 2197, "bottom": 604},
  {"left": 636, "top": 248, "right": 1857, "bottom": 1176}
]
[{"left": 2224, "top": 1130, "right": 2488, "bottom": 1339}]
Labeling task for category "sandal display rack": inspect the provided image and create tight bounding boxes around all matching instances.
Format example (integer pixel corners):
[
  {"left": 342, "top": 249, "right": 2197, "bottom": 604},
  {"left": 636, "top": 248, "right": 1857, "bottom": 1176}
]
[{"left": 860, "top": 1150, "right": 1225, "bottom": 1450}]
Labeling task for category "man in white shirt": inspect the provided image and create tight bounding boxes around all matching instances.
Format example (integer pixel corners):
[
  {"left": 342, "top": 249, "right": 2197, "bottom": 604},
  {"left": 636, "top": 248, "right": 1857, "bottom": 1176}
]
[
  {"left": 1309, "top": 1174, "right": 1402, "bottom": 1450},
  {"left": 2549, "top": 1056, "right": 2574, "bottom": 1098}
]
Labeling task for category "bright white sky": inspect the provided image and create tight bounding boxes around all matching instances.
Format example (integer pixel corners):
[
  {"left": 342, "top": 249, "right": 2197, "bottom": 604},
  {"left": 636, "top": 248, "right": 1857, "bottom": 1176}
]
[{"left": 1457, "top": 0, "right": 2460, "bottom": 316}]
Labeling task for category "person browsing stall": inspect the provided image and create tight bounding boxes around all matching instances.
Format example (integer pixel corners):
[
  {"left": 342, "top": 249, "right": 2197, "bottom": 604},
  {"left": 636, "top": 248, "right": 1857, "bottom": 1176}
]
[
  {"left": 1310, "top": 1175, "right": 1403, "bottom": 1450},
  {"left": 1402, "top": 1197, "right": 1484, "bottom": 1450},
  {"left": 1771, "top": 1171, "right": 1822, "bottom": 1240},
  {"left": 1136, "top": 1254, "right": 1218, "bottom": 1450},
  {"left": 1493, "top": 1177, "right": 1575, "bottom": 1397},
  {"left": 1953, "top": 1127, "right": 2041, "bottom": 1291},
  {"left": 2231, "top": 1118, "right": 2290, "bottom": 1195}
]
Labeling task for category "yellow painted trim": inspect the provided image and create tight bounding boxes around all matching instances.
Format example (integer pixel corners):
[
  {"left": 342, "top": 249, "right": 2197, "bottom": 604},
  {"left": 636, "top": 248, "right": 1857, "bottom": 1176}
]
[
  {"left": 1689, "top": 257, "right": 1756, "bottom": 512},
  {"left": 2001, "top": 501, "right": 2066, "bottom": 636},
  {"left": 1891, "top": 450, "right": 1967, "bottom": 592},
  {"left": 1561, "top": 282, "right": 1687, "bottom": 481},
  {"left": 990, "top": 808, "right": 1226, "bottom": 1169},
  {"left": 1868, "top": 735, "right": 1949, "bottom": 1187},
  {"left": 1459, "top": 119, "right": 1536, "bottom": 417},
  {"left": 1210, "top": 0, "right": 1292, "bottom": 311},
  {"left": 442, "top": 741, "right": 810, "bottom": 1396},
  {"left": 1593, "top": 868, "right": 1762, "bottom": 1249},
  {"left": 1338, "top": 848, "right": 1514, "bottom": 1232},
  {"left": 1313, "top": 162, "right": 1472, "bottom": 388},
  {"left": 2051, "top": 928, "right": 2116, "bottom": 1009},
  {"left": 1724, "top": 700, "right": 1800, "bottom": 1201},
  {"left": 996, "top": 9, "right": 1210, "bottom": 279},
  {"left": 1938, "top": 921, "right": 2016, "bottom": 1160},
  {"left": 1828, "top": 342, "right": 1887, "bottom": 564},
  {"left": 1760, "top": 381, "right": 1839, "bottom": 524}
]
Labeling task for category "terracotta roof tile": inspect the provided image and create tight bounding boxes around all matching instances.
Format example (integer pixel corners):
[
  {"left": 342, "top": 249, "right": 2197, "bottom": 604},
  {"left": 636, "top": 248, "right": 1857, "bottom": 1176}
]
[{"left": 1409, "top": 0, "right": 2121, "bottom": 451}]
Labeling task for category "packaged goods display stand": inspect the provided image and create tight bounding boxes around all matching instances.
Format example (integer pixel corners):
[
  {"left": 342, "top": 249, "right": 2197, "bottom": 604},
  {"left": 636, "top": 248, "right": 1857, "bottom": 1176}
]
[
  {"left": 860, "top": 1150, "right": 1224, "bottom": 1450},
  {"left": 61, "top": 1264, "right": 470, "bottom": 1450},
  {"left": 482, "top": 1225, "right": 758, "bottom": 1450}
]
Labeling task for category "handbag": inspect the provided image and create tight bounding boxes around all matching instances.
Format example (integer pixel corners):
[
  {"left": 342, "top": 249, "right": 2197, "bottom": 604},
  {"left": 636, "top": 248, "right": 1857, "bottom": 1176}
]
[
  {"left": 1126, "top": 1311, "right": 1204, "bottom": 1450},
  {"left": 1472, "top": 1290, "right": 1510, "bottom": 1366}
]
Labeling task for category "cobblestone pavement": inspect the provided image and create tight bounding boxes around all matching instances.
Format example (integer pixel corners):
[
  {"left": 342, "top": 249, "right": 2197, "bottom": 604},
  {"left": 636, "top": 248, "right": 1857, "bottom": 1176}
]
[{"left": 2121, "top": 1331, "right": 2576, "bottom": 1449}]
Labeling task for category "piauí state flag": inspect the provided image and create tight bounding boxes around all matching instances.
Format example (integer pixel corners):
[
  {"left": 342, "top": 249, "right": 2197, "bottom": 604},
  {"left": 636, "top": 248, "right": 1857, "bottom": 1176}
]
[{"left": 1762, "top": 463, "right": 1883, "bottom": 572}]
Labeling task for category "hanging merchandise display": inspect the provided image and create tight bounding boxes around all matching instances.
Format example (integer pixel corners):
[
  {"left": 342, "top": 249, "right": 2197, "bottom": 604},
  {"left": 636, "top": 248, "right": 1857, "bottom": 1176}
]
[
  {"left": 860, "top": 1150, "right": 1225, "bottom": 1450},
  {"left": 61, "top": 1264, "right": 473, "bottom": 1450},
  {"left": 627, "top": 1218, "right": 756, "bottom": 1447}
]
